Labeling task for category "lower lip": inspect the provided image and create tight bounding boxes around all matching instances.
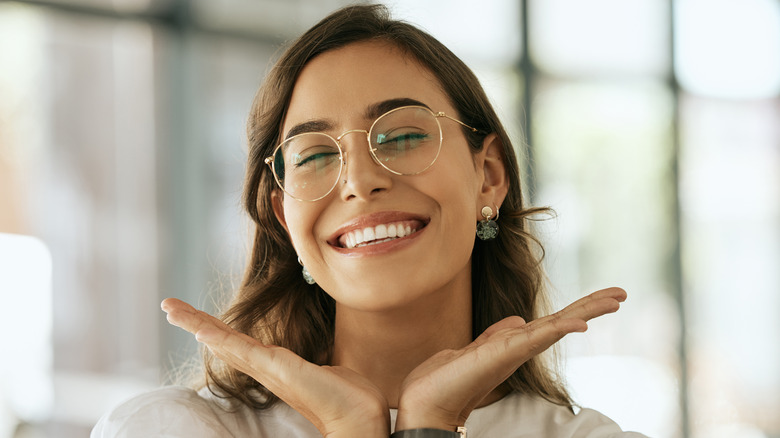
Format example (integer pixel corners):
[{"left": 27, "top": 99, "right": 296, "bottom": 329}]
[{"left": 330, "top": 226, "right": 426, "bottom": 257}]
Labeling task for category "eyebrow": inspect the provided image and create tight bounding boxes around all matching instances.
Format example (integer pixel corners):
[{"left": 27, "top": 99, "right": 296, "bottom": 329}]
[
  {"left": 285, "top": 120, "right": 333, "bottom": 139},
  {"left": 364, "top": 97, "right": 431, "bottom": 120},
  {"left": 283, "top": 97, "right": 432, "bottom": 140}
]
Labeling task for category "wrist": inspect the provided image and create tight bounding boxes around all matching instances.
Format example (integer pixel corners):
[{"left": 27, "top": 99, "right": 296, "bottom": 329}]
[
  {"left": 323, "top": 400, "right": 390, "bottom": 438},
  {"left": 325, "top": 418, "right": 389, "bottom": 438},
  {"left": 391, "top": 427, "right": 467, "bottom": 438},
  {"left": 394, "top": 406, "right": 459, "bottom": 433}
]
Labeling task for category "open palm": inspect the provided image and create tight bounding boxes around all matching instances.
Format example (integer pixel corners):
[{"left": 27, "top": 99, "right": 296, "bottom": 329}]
[
  {"left": 162, "top": 298, "right": 390, "bottom": 437},
  {"left": 395, "top": 287, "right": 627, "bottom": 431}
]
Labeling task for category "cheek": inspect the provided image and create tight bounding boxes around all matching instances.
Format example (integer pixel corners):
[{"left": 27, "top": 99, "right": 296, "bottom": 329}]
[
  {"left": 282, "top": 200, "right": 321, "bottom": 256},
  {"left": 423, "top": 157, "right": 481, "bottom": 250},
  {"left": 434, "top": 155, "right": 481, "bottom": 217}
]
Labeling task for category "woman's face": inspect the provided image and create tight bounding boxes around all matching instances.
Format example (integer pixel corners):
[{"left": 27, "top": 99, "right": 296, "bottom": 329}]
[{"left": 274, "top": 41, "right": 497, "bottom": 312}]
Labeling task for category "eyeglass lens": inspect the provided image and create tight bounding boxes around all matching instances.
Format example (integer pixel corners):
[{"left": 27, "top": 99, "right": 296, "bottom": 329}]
[{"left": 272, "top": 106, "right": 442, "bottom": 201}]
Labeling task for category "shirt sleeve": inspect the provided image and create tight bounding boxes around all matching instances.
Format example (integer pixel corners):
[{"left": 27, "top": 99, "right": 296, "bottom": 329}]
[
  {"left": 543, "top": 405, "right": 649, "bottom": 438},
  {"left": 463, "top": 393, "right": 650, "bottom": 438},
  {"left": 561, "top": 408, "right": 647, "bottom": 438},
  {"left": 90, "top": 386, "right": 235, "bottom": 438}
]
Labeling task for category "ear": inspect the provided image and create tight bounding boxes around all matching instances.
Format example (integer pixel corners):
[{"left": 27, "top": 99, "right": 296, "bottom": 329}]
[
  {"left": 475, "top": 133, "right": 509, "bottom": 217},
  {"left": 271, "top": 190, "right": 291, "bottom": 235}
]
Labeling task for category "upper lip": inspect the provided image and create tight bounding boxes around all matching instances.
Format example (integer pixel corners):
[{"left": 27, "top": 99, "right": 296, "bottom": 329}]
[{"left": 327, "top": 211, "right": 430, "bottom": 247}]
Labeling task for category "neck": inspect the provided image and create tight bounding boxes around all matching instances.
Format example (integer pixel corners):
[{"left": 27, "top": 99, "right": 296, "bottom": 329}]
[{"left": 330, "top": 280, "right": 473, "bottom": 409}]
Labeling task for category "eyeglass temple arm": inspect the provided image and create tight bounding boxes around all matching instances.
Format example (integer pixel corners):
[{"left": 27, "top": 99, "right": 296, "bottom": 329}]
[{"left": 435, "top": 112, "right": 479, "bottom": 133}]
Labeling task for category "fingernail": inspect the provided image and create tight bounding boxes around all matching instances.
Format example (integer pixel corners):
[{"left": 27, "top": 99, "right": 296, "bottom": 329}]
[
  {"left": 161, "top": 298, "right": 172, "bottom": 312},
  {"left": 195, "top": 329, "right": 213, "bottom": 343}
]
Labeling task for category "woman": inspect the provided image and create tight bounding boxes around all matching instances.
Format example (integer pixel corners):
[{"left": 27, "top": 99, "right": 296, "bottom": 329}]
[{"left": 93, "top": 4, "right": 644, "bottom": 437}]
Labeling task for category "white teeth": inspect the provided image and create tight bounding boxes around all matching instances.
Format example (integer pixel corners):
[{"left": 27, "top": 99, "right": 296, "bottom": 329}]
[{"left": 342, "top": 221, "right": 422, "bottom": 248}]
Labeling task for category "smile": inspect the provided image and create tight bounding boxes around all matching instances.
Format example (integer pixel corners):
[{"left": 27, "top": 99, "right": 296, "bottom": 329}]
[{"left": 337, "top": 220, "right": 425, "bottom": 249}]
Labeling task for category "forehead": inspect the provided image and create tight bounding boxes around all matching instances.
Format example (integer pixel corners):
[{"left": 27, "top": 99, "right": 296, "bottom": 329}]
[{"left": 282, "top": 40, "right": 453, "bottom": 133}]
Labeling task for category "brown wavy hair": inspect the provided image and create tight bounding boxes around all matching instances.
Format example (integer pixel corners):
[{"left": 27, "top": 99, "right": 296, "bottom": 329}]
[{"left": 203, "top": 3, "right": 570, "bottom": 410}]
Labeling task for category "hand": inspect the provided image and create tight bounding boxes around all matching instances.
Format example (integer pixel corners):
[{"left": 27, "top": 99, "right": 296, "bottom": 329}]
[
  {"left": 161, "top": 298, "right": 390, "bottom": 438},
  {"left": 395, "top": 287, "right": 628, "bottom": 432}
]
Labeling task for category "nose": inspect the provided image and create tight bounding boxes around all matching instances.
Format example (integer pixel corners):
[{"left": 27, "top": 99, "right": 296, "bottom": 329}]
[{"left": 336, "top": 130, "right": 392, "bottom": 201}]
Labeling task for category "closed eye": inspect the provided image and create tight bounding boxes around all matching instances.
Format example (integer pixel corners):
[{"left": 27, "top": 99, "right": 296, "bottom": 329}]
[
  {"left": 293, "top": 151, "right": 340, "bottom": 168},
  {"left": 376, "top": 132, "right": 430, "bottom": 150}
]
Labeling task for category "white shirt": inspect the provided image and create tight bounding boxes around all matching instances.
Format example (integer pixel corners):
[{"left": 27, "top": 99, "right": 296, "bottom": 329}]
[{"left": 92, "top": 386, "right": 648, "bottom": 437}]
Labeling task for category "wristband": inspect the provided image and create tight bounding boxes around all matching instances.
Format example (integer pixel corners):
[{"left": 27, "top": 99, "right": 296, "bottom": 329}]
[{"left": 390, "top": 427, "right": 467, "bottom": 438}]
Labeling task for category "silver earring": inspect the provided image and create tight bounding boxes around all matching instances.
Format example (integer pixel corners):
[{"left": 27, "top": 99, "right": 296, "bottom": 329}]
[
  {"left": 476, "top": 205, "right": 499, "bottom": 241},
  {"left": 297, "top": 256, "right": 316, "bottom": 285}
]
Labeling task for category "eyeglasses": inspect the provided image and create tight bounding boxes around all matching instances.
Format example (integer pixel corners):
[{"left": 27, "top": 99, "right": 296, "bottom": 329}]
[{"left": 264, "top": 105, "right": 478, "bottom": 202}]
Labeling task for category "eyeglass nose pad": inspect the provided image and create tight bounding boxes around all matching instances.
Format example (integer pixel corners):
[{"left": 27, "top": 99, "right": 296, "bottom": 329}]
[
  {"left": 340, "top": 151, "right": 348, "bottom": 184},
  {"left": 368, "top": 146, "right": 382, "bottom": 166}
]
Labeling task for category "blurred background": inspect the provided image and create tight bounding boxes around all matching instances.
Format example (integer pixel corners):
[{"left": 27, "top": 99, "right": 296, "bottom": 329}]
[{"left": 0, "top": 0, "right": 778, "bottom": 436}]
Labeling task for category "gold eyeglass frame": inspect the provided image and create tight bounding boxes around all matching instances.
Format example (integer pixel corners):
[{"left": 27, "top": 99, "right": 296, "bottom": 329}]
[{"left": 264, "top": 105, "right": 478, "bottom": 202}]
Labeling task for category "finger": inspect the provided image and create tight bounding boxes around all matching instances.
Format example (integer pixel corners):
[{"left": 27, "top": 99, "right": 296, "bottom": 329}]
[
  {"left": 161, "top": 298, "right": 232, "bottom": 336},
  {"left": 532, "top": 287, "right": 626, "bottom": 328},
  {"left": 587, "top": 287, "right": 627, "bottom": 303},
  {"left": 196, "top": 326, "right": 267, "bottom": 372},
  {"left": 162, "top": 299, "right": 313, "bottom": 393},
  {"left": 472, "top": 316, "right": 526, "bottom": 346},
  {"left": 162, "top": 299, "right": 333, "bottom": 411},
  {"left": 161, "top": 297, "right": 198, "bottom": 315},
  {"left": 503, "top": 317, "right": 587, "bottom": 360},
  {"left": 196, "top": 325, "right": 311, "bottom": 398},
  {"left": 161, "top": 299, "right": 272, "bottom": 366},
  {"left": 510, "top": 288, "right": 627, "bottom": 355},
  {"left": 464, "top": 316, "right": 585, "bottom": 387}
]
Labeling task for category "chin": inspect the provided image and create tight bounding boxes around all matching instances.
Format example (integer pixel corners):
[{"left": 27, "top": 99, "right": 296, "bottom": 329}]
[{"left": 328, "top": 277, "right": 441, "bottom": 313}]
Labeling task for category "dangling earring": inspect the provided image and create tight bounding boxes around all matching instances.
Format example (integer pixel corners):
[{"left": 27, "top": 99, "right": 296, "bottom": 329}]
[
  {"left": 298, "top": 256, "right": 316, "bottom": 285},
  {"left": 476, "top": 205, "right": 499, "bottom": 241}
]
